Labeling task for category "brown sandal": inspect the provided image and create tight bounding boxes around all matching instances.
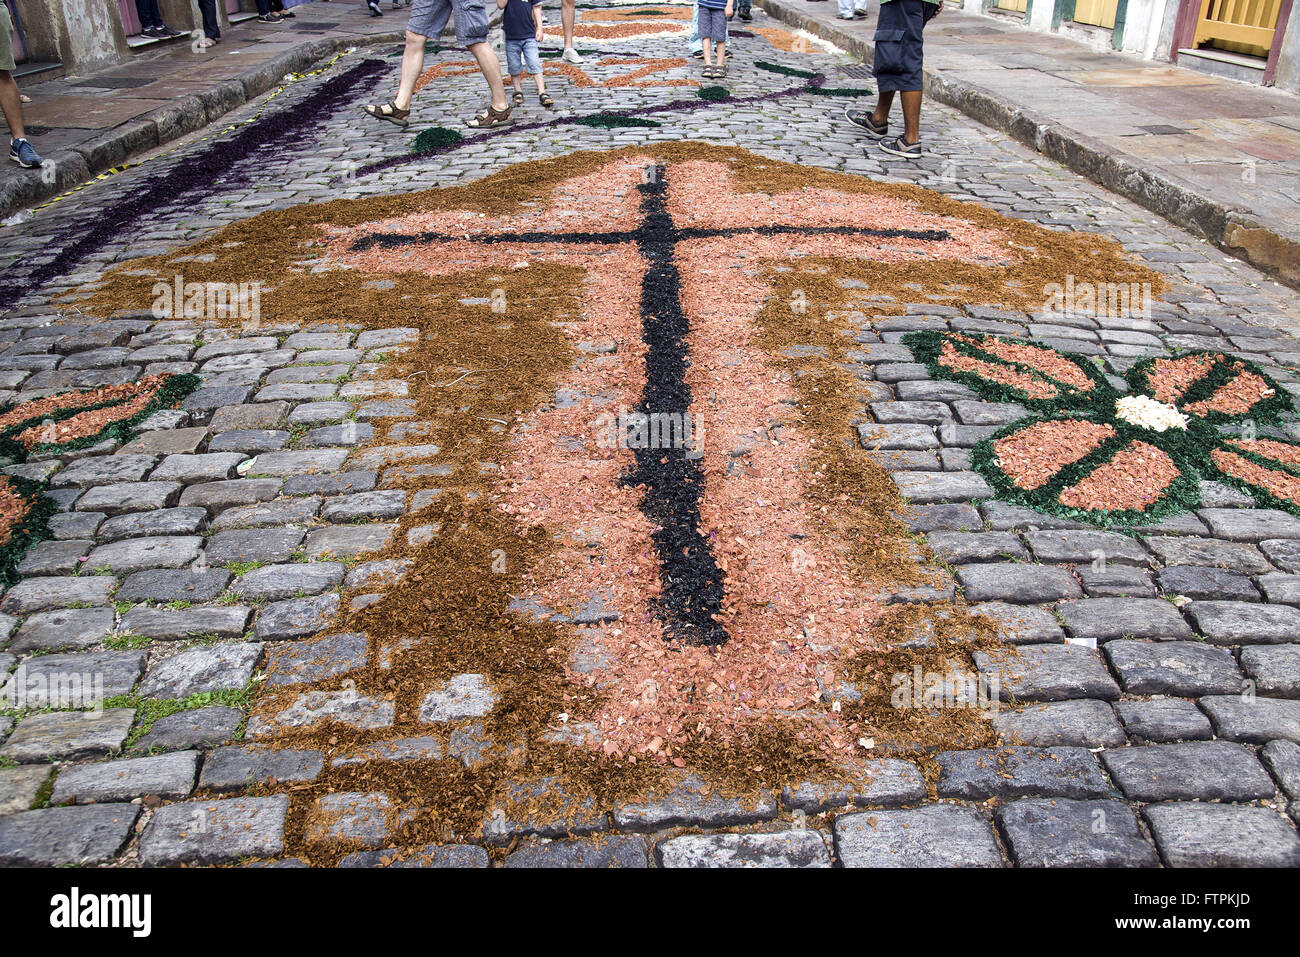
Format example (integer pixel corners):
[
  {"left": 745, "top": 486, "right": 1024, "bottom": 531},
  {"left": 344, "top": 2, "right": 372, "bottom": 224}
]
[
  {"left": 512, "top": 90, "right": 525, "bottom": 107},
  {"left": 364, "top": 100, "right": 410, "bottom": 127},
  {"left": 466, "top": 103, "right": 513, "bottom": 128}
]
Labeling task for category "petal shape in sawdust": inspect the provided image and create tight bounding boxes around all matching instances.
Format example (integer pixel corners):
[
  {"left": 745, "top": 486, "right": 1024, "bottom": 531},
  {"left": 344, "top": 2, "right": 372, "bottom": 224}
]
[
  {"left": 904, "top": 330, "right": 1112, "bottom": 412},
  {"left": 1208, "top": 435, "right": 1300, "bottom": 514},
  {"left": 0, "top": 373, "right": 199, "bottom": 460},
  {"left": 0, "top": 473, "right": 55, "bottom": 586},
  {"left": 972, "top": 416, "right": 1199, "bottom": 526},
  {"left": 1129, "top": 351, "right": 1294, "bottom": 424}
]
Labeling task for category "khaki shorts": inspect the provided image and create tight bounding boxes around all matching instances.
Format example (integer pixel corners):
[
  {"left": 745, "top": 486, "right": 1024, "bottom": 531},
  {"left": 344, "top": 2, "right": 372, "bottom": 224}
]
[{"left": 0, "top": 6, "right": 16, "bottom": 74}]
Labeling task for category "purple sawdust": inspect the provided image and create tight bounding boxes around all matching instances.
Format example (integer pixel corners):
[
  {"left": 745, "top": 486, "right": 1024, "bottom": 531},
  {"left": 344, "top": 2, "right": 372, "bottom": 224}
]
[{"left": 0, "top": 58, "right": 390, "bottom": 311}]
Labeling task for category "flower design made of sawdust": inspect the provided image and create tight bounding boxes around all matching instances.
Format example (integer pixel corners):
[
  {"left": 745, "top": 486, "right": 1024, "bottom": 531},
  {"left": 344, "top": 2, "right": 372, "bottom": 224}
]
[{"left": 905, "top": 330, "right": 1300, "bottom": 527}]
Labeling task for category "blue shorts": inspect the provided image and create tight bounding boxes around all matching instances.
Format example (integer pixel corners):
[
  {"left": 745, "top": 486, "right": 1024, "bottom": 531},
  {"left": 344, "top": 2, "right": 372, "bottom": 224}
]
[
  {"left": 872, "top": 0, "right": 938, "bottom": 93},
  {"left": 505, "top": 37, "right": 542, "bottom": 76},
  {"left": 408, "top": 0, "right": 490, "bottom": 47}
]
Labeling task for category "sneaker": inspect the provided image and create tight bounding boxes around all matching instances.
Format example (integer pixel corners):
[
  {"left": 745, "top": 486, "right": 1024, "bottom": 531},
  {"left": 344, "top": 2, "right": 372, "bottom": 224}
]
[
  {"left": 256, "top": 13, "right": 283, "bottom": 23},
  {"left": 879, "top": 135, "right": 922, "bottom": 158},
  {"left": 278, "top": 9, "right": 296, "bottom": 16},
  {"left": 561, "top": 47, "right": 583, "bottom": 64},
  {"left": 367, "top": 1, "right": 383, "bottom": 15},
  {"left": 692, "top": 49, "right": 704, "bottom": 58},
  {"left": 141, "top": 26, "right": 163, "bottom": 38},
  {"left": 9, "top": 138, "right": 42, "bottom": 169},
  {"left": 739, "top": 10, "right": 752, "bottom": 19},
  {"left": 845, "top": 107, "right": 887, "bottom": 138},
  {"left": 159, "top": 25, "right": 184, "bottom": 37}
]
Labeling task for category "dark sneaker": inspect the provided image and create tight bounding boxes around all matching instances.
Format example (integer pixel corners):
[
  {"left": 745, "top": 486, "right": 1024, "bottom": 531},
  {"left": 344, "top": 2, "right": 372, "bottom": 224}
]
[
  {"left": 256, "top": 13, "right": 283, "bottom": 23},
  {"left": 141, "top": 26, "right": 163, "bottom": 38},
  {"left": 739, "top": 10, "right": 752, "bottom": 19},
  {"left": 879, "top": 135, "right": 922, "bottom": 158},
  {"left": 9, "top": 138, "right": 42, "bottom": 168},
  {"left": 159, "top": 26, "right": 184, "bottom": 37},
  {"left": 367, "top": 1, "right": 383, "bottom": 14},
  {"left": 845, "top": 107, "right": 887, "bottom": 139}
]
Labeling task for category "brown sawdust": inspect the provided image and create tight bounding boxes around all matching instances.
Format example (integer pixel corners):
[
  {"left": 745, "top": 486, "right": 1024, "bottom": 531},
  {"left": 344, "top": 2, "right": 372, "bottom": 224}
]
[{"left": 70, "top": 143, "right": 1164, "bottom": 864}]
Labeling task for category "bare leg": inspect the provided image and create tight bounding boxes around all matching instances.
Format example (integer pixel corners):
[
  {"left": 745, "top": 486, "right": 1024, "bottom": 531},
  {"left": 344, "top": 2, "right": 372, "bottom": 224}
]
[
  {"left": 716, "top": 40, "right": 726, "bottom": 68},
  {"left": 534, "top": 71, "right": 546, "bottom": 95},
  {"left": 871, "top": 90, "right": 894, "bottom": 128},
  {"left": 393, "top": 30, "right": 427, "bottom": 111},
  {"left": 512, "top": 73, "right": 523, "bottom": 95},
  {"left": 562, "top": 0, "right": 576, "bottom": 50},
  {"left": 0, "top": 72, "right": 26, "bottom": 140},
  {"left": 899, "top": 90, "right": 921, "bottom": 144},
  {"left": 702, "top": 37, "right": 713, "bottom": 67},
  {"left": 468, "top": 41, "right": 509, "bottom": 112}
]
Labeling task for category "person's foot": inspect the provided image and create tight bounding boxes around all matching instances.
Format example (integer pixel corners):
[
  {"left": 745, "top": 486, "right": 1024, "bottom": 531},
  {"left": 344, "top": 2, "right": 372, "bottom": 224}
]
[
  {"left": 561, "top": 47, "right": 583, "bottom": 64},
  {"left": 256, "top": 13, "right": 283, "bottom": 23},
  {"left": 845, "top": 107, "right": 888, "bottom": 138},
  {"left": 159, "top": 25, "right": 184, "bottom": 36},
  {"left": 392, "top": 0, "right": 401, "bottom": 7},
  {"left": 9, "top": 139, "right": 42, "bottom": 169},
  {"left": 367, "top": 1, "right": 383, "bottom": 15},
  {"left": 279, "top": 9, "right": 296, "bottom": 16},
  {"left": 879, "top": 135, "right": 922, "bottom": 158},
  {"left": 692, "top": 49, "right": 704, "bottom": 58},
  {"left": 739, "top": 9, "right": 752, "bottom": 19},
  {"left": 836, "top": 13, "right": 854, "bottom": 18},
  {"left": 141, "top": 26, "right": 162, "bottom": 38}
]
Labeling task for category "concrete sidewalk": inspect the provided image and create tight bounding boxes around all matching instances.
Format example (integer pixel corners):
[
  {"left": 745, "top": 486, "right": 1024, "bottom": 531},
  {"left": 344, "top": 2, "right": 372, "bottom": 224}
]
[
  {"left": 2, "top": 2, "right": 403, "bottom": 219},
  {"left": 759, "top": 0, "right": 1300, "bottom": 290}
]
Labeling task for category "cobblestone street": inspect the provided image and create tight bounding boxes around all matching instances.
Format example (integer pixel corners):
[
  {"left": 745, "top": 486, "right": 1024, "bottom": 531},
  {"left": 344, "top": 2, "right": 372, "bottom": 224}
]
[{"left": 0, "top": 2, "right": 1298, "bottom": 872}]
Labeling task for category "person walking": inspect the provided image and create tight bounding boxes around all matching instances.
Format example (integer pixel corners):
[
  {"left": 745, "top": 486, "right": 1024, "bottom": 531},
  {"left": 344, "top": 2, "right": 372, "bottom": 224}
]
[
  {"left": 363, "top": 0, "right": 512, "bottom": 128},
  {"left": 0, "top": 3, "right": 39, "bottom": 168},
  {"left": 844, "top": 0, "right": 940, "bottom": 158}
]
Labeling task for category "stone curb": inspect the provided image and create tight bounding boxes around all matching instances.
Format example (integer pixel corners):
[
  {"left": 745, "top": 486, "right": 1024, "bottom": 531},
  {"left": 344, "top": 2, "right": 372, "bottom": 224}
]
[
  {"left": 754, "top": 0, "right": 1300, "bottom": 291},
  {"left": 0, "top": 32, "right": 407, "bottom": 221}
]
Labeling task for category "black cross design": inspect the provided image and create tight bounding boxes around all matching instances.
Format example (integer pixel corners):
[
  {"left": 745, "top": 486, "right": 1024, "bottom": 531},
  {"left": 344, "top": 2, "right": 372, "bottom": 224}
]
[{"left": 352, "top": 165, "right": 950, "bottom": 645}]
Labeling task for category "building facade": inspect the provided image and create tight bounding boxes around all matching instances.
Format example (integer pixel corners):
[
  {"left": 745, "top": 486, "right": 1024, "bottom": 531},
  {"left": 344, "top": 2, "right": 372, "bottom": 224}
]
[{"left": 966, "top": 0, "right": 1299, "bottom": 93}]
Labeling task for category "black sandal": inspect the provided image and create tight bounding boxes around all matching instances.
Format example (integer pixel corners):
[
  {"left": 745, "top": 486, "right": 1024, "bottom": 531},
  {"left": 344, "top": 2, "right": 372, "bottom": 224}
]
[
  {"left": 512, "top": 90, "right": 525, "bottom": 107},
  {"left": 538, "top": 92, "right": 554, "bottom": 108},
  {"left": 466, "top": 103, "right": 513, "bottom": 128},
  {"left": 363, "top": 100, "right": 410, "bottom": 127}
]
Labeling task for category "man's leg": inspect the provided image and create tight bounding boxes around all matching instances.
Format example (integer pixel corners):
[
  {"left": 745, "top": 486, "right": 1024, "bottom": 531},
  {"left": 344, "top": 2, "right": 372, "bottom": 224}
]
[
  {"left": 899, "top": 89, "right": 921, "bottom": 145},
  {"left": 0, "top": 71, "right": 26, "bottom": 141},
  {"left": 560, "top": 0, "right": 583, "bottom": 62},
  {"left": 871, "top": 90, "right": 893, "bottom": 127},
  {"left": 393, "top": 30, "right": 427, "bottom": 111},
  {"left": 468, "top": 41, "right": 509, "bottom": 112}
]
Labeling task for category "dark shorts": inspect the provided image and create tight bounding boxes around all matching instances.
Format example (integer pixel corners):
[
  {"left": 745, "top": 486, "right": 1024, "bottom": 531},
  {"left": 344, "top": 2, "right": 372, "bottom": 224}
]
[
  {"left": 872, "top": 0, "right": 938, "bottom": 93},
  {"left": 409, "top": 0, "right": 491, "bottom": 47}
]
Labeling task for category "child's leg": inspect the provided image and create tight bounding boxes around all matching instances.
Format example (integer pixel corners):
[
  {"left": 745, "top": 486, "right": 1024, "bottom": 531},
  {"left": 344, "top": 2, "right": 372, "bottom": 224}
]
[
  {"left": 511, "top": 73, "right": 524, "bottom": 93},
  {"left": 534, "top": 71, "right": 545, "bottom": 94},
  {"left": 716, "top": 40, "right": 726, "bottom": 65},
  {"left": 702, "top": 36, "right": 713, "bottom": 65}
]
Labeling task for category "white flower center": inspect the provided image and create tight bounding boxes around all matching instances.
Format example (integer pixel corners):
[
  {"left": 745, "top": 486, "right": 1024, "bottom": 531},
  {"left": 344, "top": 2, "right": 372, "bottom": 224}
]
[{"left": 1114, "top": 395, "right": 1188, "bottom": 432}]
